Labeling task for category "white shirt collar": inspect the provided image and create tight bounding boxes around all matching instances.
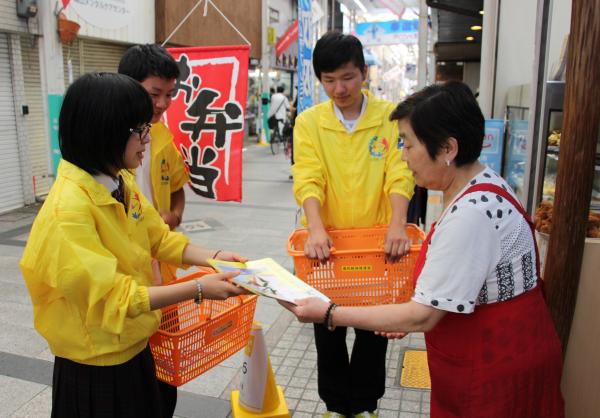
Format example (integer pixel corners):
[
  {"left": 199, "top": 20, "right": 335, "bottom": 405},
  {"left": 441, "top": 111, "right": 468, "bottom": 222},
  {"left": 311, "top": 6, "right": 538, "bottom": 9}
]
[
  {"left": 333, "top": 93, "right": 368, "bottom": 133},
  {"left": 93, "top": 173, "right": 120, "bottom": 194}
]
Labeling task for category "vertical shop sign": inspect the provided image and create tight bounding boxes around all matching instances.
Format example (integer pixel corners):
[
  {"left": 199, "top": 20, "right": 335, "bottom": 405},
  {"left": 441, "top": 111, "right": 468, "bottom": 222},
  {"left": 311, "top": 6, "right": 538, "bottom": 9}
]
[
  {"left": 165, "top": 45, "right": 249, "bottom": 202},
  {"left": 47, "top": 94, "right": 63, "bottom": 177},
  {"left": 480, "top": 119, "right": 505, "bottom": 173},
  {"left": 298, "top": 0, "right": 314, "bottom": 114}
]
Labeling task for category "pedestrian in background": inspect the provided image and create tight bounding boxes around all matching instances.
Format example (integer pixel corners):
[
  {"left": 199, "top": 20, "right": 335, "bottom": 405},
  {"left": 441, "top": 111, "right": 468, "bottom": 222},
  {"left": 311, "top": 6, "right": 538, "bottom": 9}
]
[
  {"left": 268, "top": 85, "right": 290, "bottom": 136},
  {"left": 284, "top": 81, "right": 565, "bottom": 418},
  {"left": 20, "top": 72, "right": 247, "bottom": 418},
  {"left": 292, "top": 31, "right": 415, "bottom": 418}
]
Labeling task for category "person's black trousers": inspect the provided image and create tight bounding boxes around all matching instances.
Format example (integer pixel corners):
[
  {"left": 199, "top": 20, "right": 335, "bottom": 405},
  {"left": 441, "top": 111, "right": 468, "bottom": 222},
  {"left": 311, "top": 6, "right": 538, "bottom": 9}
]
[{"left": 313, "top": 323, "right": 388, "bottom": 415}]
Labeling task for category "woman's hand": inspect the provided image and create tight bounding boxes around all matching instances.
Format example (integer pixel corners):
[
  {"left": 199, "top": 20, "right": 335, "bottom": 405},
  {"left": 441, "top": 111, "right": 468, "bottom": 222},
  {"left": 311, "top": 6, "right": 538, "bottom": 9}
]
[
  {"left": 200, "top": 271, "right": 249, "bottom": 299},
  {"left": 278, "top": 297, "right": 330, "bottom": 323},
  {"left": 214, "top": 251, "right": 248, "bottom": 263},
  {"left": 304, "top": 227, "right": 333, "bottom": 262},
  {"left": 384, "top": 223, "right": 411, "bottom": 263},
  {"left": 375, "top": 331, "right": 408, "bottom": 339}
]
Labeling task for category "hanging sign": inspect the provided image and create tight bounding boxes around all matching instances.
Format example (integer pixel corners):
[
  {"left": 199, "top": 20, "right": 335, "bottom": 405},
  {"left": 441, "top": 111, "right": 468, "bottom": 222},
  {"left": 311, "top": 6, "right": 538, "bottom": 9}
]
[
  {"left": 355, "top": 20, "right": 419, "bottom": 46},
  {"left": 165, "top": 45, "right": 249, "bottom": 202},
  {"left": 480, "top": 119, "right": 505, "bottom": 173},
  {"left": 273, "top": 20, "right": 298, "bottom": 70},
  {"left": 69, "top": 0, "right": 135, "bottom": 30},
  {"left": 298, "top": 0, "right": 314, "bottom": 114}
]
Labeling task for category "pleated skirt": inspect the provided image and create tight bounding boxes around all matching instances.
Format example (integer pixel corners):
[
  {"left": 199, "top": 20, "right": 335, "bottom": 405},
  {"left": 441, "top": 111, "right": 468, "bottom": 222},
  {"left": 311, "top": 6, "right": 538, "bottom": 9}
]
[{"left": 51, "top": 345, "right": 168, "bottom": 418}]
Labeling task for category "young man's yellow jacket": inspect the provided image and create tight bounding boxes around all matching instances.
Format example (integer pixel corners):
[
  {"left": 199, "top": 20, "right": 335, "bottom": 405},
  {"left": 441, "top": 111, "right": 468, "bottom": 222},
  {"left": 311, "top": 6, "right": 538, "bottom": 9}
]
[
  {"left": 20, "top": 160, "right": 190, "bottom": 366},
  {"left": 147, "top": 121, "right": 190, "bottom": 213},
  {"left": 292, "top": 90, "right": 415, "bottom": 229}
]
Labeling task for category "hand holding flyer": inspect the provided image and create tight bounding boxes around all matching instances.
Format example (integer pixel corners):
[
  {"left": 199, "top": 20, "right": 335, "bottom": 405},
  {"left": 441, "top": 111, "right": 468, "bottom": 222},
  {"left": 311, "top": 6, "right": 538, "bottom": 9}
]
[{"left": 207, "top": 258, "right": 330, "bottom": 304}]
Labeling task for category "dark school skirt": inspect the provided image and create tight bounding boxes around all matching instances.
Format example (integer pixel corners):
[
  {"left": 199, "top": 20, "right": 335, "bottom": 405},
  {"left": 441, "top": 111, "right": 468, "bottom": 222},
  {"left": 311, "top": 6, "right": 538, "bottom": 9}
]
[{"left": 52, "top": 345, "right": 172, "bottom": 418}]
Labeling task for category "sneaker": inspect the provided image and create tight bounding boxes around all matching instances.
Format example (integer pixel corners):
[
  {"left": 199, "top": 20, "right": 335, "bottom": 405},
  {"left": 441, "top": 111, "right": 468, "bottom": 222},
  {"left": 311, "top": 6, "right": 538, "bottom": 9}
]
[
  {"left": 323, "top": 412, "right": 347, "bottom": 418},
  {"left": 353, "top": 412, "right": 377, "bottom": 418}
]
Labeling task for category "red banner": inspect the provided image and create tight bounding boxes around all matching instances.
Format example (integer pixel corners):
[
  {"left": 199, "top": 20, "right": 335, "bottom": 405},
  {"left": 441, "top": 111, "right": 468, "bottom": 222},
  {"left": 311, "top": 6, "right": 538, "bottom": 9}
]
[{"left": 165, "top": 45, "right": 249, "bottom": 202}]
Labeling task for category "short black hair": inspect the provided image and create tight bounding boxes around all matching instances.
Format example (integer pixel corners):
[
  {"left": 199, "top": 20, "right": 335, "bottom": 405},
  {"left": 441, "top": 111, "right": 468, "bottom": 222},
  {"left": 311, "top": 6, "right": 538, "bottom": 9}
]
[
  {"left": 276, "top": 85, "right": 285, "bottom": 93},
  {"left": 118, "top": 44, "right": 180, "bottom": 82},
  {"left": 390, "top": 81, "right": 484, "bottom": 167},
  {"left": 59, "top": 72, "right": 153, "bottom": 176},
  {"left": 313, "top": 31, "right": 365, "bottom": 80}
]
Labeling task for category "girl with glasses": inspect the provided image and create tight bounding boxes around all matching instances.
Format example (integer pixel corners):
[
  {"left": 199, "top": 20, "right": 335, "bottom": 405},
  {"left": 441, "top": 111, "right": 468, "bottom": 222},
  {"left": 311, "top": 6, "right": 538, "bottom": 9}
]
[{"left": 20, "top": 72, "right": 247, "bottom": 418}]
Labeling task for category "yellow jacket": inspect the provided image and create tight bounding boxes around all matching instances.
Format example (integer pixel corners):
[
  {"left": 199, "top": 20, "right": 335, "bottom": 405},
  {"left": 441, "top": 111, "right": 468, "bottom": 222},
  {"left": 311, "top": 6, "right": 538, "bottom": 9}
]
[
  {"left": 147, "top": 121, "right": 190, "bottom": 213},
  {"left": 20, "top": 160, "right": 190, "bottom": 366},
  {"left": 292, "top": 91, "right": 414, "bottom": 229}
]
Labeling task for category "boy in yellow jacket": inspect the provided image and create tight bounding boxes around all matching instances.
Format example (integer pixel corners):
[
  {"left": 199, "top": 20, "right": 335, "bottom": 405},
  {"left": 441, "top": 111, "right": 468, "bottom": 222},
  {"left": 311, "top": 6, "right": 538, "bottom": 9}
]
[
  {"left": 292, "top": 32, "right": 414, "bottom": 418},
  {"left": 118, "top": 44, "right": 189, "bottom": 237}
]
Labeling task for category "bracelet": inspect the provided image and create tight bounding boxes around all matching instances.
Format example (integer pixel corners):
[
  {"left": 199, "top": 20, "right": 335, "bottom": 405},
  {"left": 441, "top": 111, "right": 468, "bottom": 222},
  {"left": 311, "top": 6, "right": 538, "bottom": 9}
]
[
  {"left": 212, "top": 249, "right": 223, "bottom": 259},
  {"left": 327, "top": 304, "right": 337, "bottom": 331},
  {"left": 323, "top": 303, "right": 337, "bottom": 332},
  {"left": 193, "top": 279, "right": 203, "bottom": 305}
]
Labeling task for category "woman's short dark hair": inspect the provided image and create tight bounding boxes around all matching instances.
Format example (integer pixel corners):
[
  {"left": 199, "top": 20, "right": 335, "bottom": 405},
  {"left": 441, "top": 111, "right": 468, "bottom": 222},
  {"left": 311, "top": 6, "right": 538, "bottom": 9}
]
[
  {"left": 118, "top": 44, "right": 180, "bottom": 82},
  {"left": 390, "top": 81, "right": 485, "bottom": 167},
  {"left": 313, "top": 31, "right": 365, "bottom": 80},
  {"left": 59, "top": 72, "right": 153, "bottom": 176}
]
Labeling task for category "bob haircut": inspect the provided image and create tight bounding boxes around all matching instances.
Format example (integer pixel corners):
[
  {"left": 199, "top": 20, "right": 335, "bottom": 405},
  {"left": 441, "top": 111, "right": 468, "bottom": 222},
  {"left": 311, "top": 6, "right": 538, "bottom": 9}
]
[
  {"left": 59, "top": 72, "right": 153, "bottom": 176},
  {"left": 313, "top": 31, "right": 365, "bottom": 80},
  {"left": 390, "top": 81, "right": 485, "bottom": 167},
  {"left": 118, "top": 43, "right": 180, "bottom": 82}
]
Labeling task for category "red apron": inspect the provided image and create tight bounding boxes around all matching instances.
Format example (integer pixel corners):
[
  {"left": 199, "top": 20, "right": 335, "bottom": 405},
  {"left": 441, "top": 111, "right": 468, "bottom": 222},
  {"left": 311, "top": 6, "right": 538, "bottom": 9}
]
[{"left": 414, "top": 183, "right": 565, "bottom": 418}]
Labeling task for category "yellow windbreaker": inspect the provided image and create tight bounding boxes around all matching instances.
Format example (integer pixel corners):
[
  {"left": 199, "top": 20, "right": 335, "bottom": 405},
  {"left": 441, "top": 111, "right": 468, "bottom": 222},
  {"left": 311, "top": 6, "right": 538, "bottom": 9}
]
[
  {"left": 292, "top": 91, "right": 415, "bottom": 229},
  {"left": 147, "top": 121, "right": 190, "bottom": 213},
  {"left": 20, "top": 160, "right": 190, "bottom": 366}
]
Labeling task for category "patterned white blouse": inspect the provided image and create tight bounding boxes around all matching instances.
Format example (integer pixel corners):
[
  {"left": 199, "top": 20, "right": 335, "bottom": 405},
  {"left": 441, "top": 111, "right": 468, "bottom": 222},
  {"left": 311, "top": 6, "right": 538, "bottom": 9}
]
[{"left": 412, "top": 167, "right": 538, "bottom": 314}]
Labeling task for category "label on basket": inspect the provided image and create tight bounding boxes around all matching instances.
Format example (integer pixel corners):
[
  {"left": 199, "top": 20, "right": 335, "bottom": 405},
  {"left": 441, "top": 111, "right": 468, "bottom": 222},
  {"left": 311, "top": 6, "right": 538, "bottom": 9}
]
[
  {"left": 342, "top": 265, "right": 373, "bottom": 272},
  {"left": 205, "top": 316, "right": 237, "bottom": 344}
]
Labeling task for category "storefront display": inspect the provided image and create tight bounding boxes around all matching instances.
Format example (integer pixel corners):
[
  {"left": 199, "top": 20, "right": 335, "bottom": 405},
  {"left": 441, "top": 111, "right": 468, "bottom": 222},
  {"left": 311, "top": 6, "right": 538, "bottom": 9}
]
[{"left": 536, "top": 81, "right": 600, "bottom": 213}]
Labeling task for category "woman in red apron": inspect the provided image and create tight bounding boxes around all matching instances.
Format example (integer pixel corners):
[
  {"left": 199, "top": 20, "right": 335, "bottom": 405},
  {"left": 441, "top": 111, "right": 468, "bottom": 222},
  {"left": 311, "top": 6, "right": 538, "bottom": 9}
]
[{"left": 281, "top": 81, "right": 564, "bottom": 417}]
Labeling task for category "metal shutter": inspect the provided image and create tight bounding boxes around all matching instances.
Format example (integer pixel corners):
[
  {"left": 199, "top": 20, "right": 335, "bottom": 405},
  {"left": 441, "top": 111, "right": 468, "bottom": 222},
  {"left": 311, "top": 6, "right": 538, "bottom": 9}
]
[
  {"left": 0, "top": 33, "right": 25, "bottom": 213},
  {"left": 21, "top": 36, "right": 51, "bottom": 196},
  {"left": 63, "top": 39, "right": 128, "bottom": 87}
]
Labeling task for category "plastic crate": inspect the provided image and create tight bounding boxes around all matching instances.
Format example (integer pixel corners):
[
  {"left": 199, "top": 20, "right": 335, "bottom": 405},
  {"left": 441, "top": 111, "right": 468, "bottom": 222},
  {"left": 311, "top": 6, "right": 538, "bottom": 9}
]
[
  {"left": 287, "top": 224, "right": 426, "bottom": 306},
  {"left": 149, "top": 271, "right": 258, "bottom": 386}
]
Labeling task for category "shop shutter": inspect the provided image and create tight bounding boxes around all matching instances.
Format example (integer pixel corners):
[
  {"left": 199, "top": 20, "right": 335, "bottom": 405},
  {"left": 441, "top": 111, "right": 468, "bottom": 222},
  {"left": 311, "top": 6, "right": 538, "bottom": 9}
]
[
  {"left": 0, "top": 33, "right": 25, "bottom": 213},
  {"left": 63, "top": 39, "right": 128, "bottom": 87},
  {"left": 21, "top": 36, "right": 51, "bottom": 196}
]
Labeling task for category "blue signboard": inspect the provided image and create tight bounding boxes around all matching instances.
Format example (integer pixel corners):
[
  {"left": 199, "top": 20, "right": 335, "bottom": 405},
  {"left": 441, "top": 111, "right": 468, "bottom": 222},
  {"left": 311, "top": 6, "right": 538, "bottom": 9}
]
[
  {"left": 297, "top": 0, "right": 313, "bottom": 114},
  {"left": 504, "top": 120, "right": 529, "bottom": 195},
  {"left": 355, "top": 20, "right": 419, "bottom": 46},
  {"left": 480, "top": 119, "right": 505, "bottom": 173}
]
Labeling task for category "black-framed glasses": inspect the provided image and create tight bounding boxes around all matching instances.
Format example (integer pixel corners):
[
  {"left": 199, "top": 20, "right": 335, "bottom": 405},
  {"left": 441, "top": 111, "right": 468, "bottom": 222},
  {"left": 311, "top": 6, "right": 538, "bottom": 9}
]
[{"left": 129, "top": 123, "right": 152, "bottom": 144}]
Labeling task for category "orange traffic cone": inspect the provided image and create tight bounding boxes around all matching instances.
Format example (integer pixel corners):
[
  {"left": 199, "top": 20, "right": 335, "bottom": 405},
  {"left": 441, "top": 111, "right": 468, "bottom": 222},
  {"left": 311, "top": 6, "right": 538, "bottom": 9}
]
[{"left": 231, "top": 322, "right": 290, "bottom": 418}]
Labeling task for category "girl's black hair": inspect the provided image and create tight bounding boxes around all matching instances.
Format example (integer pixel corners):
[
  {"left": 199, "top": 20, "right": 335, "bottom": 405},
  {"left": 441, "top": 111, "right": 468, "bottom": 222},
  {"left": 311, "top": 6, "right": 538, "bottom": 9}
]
[
  {"left": 390, "top": 81, "right": 485, "bottom": 166},
  {"left": 59, "top": 72, "right": 153, "bottom": 176}
]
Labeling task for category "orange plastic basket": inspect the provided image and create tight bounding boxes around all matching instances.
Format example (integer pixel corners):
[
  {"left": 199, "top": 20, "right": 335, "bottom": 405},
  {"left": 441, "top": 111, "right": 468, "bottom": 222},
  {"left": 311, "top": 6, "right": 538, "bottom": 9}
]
[
  {"left": 288, "top": 224, "right": 426, "bottom": 306},
  {"left": 149, "top": 271, "right": 258, "bottom": 386}
]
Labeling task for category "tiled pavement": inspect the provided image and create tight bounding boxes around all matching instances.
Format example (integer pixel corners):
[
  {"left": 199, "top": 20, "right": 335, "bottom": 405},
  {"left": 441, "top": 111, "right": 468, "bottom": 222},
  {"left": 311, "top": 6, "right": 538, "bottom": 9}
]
[{"left": 0, "top": 140, "right": 431, "bottom": 417}]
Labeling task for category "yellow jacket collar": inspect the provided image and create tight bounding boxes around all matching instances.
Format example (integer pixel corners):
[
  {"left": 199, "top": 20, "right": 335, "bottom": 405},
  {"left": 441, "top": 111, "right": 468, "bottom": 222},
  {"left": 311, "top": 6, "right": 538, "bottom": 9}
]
[
  {"left": 319, "top": 90, "right": 386, "bottom": 132},
  {"left": 58, "top": 159, "right": 129, "bottom": 207}
]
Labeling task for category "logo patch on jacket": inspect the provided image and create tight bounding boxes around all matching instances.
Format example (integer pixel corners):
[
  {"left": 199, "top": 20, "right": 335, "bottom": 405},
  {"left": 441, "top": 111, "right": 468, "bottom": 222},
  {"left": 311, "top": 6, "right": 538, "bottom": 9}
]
[
  {"left": 368, "top": 136, "right": 389, "bottom": 159},
  {"left": 130, "top": 192, "right": 143, "bottom": 220},
  {"left": 160, "top": 159, "right": 170, "bottom": 183}
]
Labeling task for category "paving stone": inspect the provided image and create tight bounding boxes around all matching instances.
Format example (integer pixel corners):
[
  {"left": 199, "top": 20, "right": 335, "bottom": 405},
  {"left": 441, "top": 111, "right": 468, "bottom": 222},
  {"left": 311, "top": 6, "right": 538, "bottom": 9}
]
[
  {"left": 295, "top": 399, "right": 318, "bottom": 413},
  {"left": 379, "top": 397, "right": 401, "bottom": 410},
  {"left": 287, "top": 376, "right": 309, "bottom": 388},
  {"left": 402, "top": 389, "right": 423, "bottom": 402},
  {"left": 377, "top": 409, "right": 399, "bottom": 418},
  {"left": 400, "top": 399, "right": 422, "bottom": 413}
]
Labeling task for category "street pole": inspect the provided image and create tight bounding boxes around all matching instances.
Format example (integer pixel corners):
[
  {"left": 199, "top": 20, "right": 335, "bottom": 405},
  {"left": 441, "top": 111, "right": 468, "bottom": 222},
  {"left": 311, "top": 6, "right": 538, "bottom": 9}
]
[
  {"left": 417, "top": 0, "right": 428, "bottom": 90},
  {"left": 260, "top": 0, "right": 271, "bottom": 145}
]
